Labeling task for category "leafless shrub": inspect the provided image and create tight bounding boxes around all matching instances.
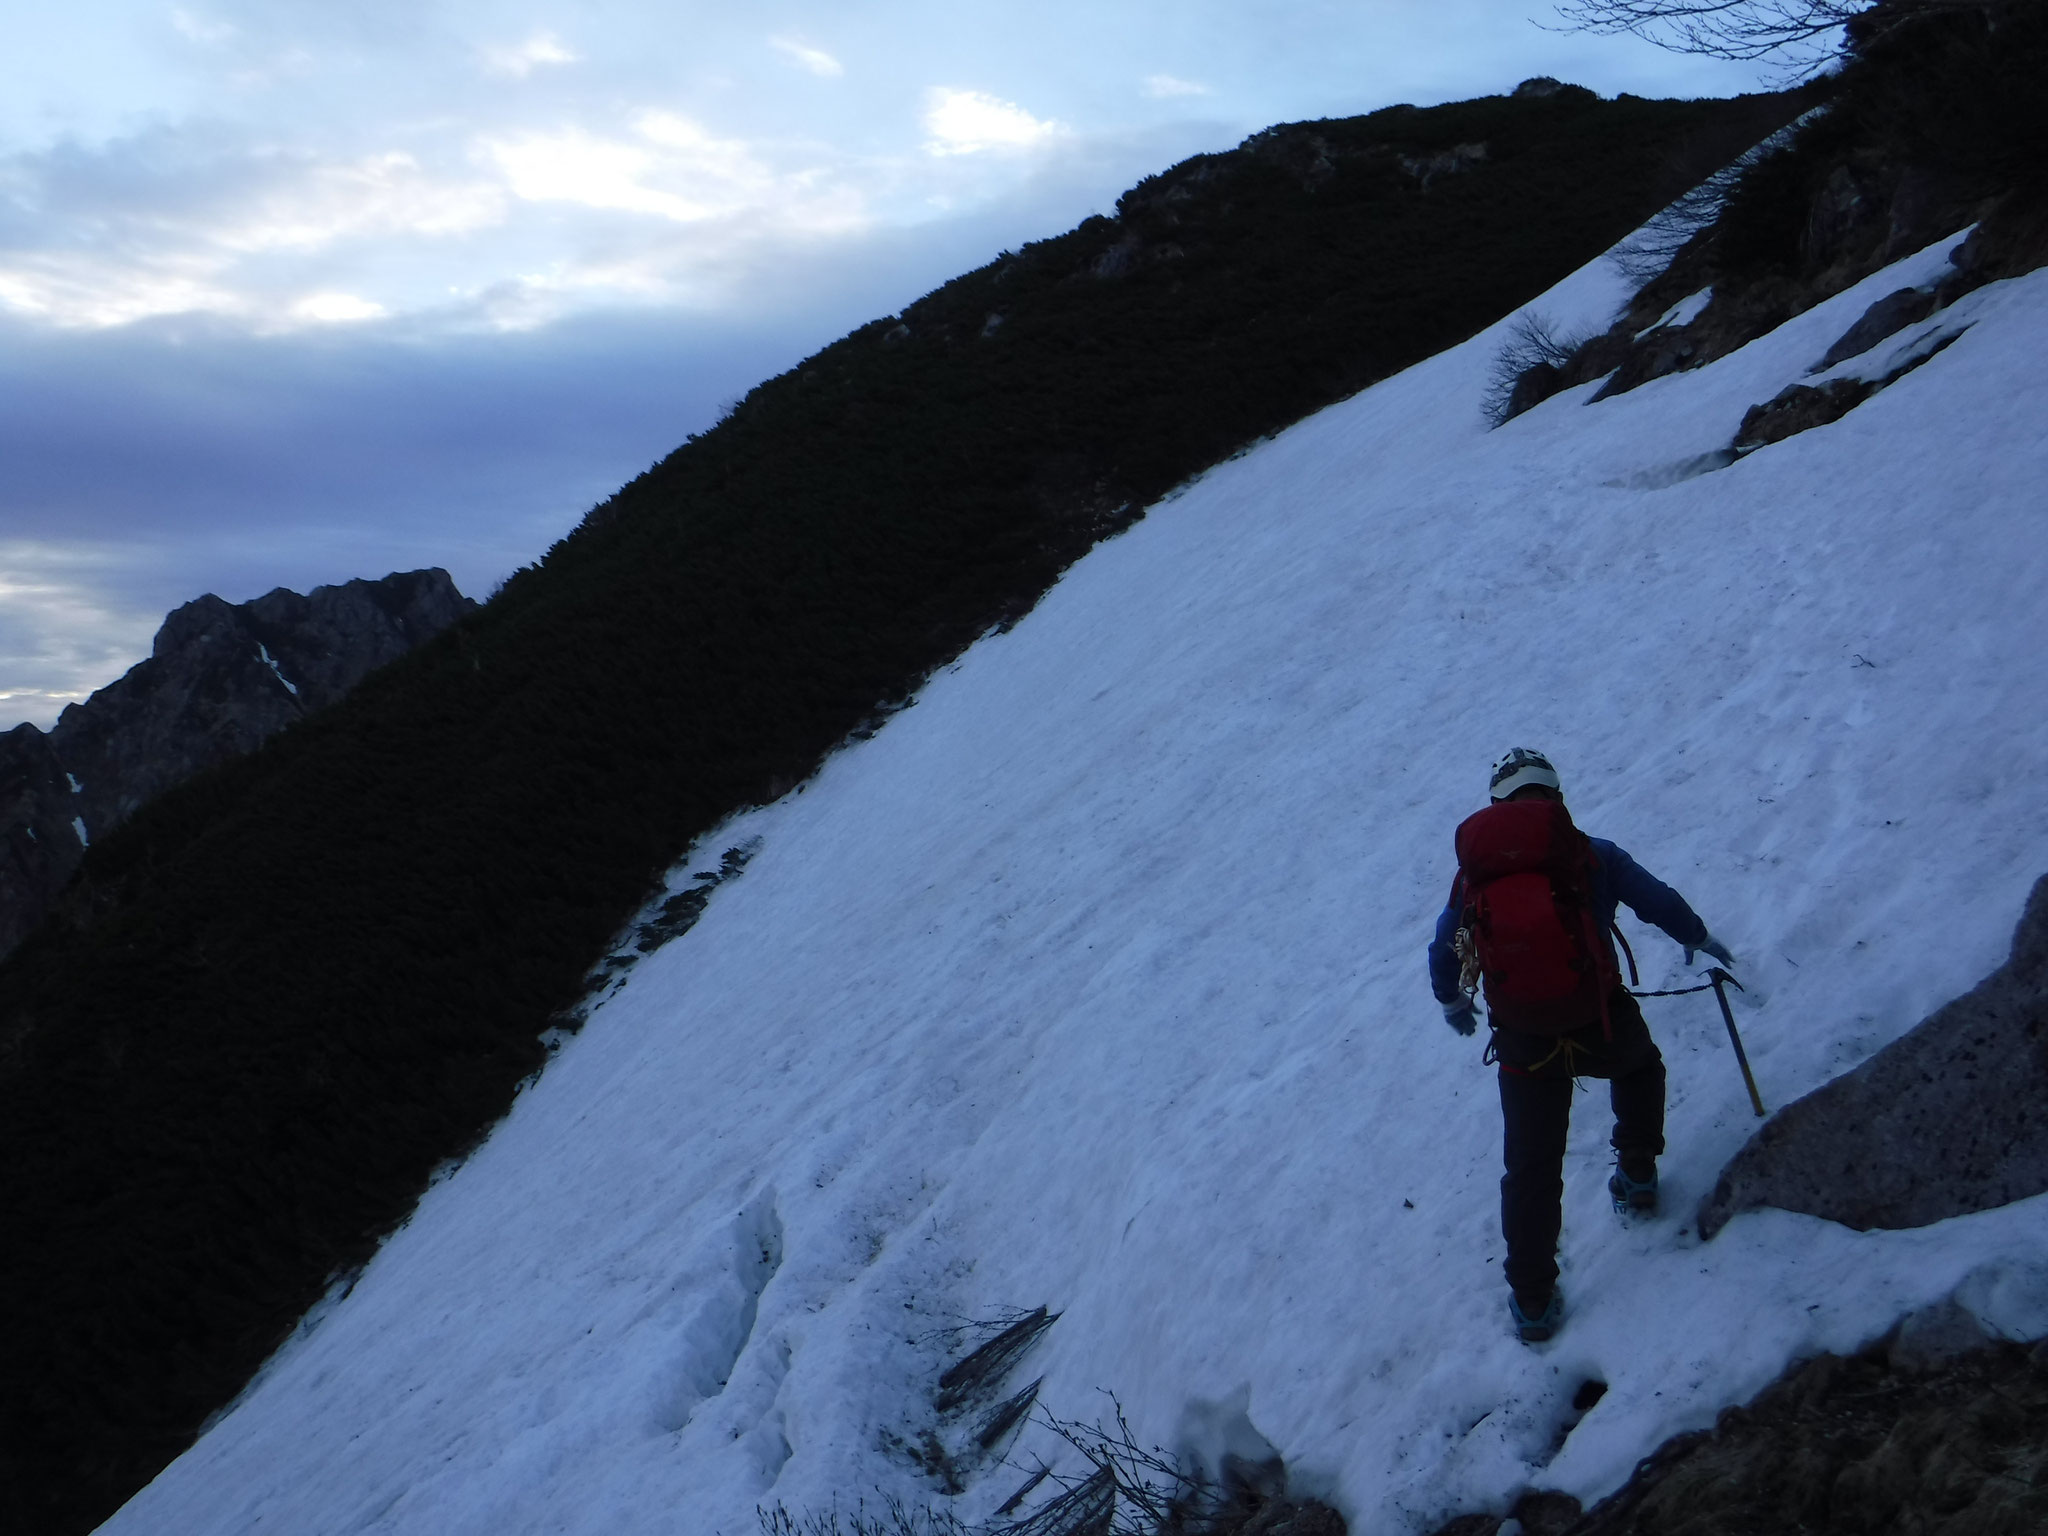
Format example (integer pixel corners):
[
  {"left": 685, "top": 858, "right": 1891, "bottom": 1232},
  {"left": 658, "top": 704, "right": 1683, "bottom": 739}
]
[
  {"left": 1608, "top": 164, "right": 1748, "bottom": 285},
  {"left": 775, "top": 1388, "right": 1343, "bottom": 1536},
  {"left": 1000, "top": 1463, "right": 1119, "bottom": 1536},
  {"left": 1552, "top": 1, "right": 2006, "bottom": 73},
  {"left": 935, "top": 1308, "right": 1059, "bottom": 1414},
  {"left": 1608, "top": 109, "right": 1823, "bottom": 285},
  {"left": 760, "top": 1497, "right": 972, "bottom": 1536},
  {"left": 1482, "top": 311, "right": 1589, "bottom": 426},
  {"left": 1551, "top": 0, "right": 1863, "bottom": 67},
  {"left": 999, "top": 1396, "right": 1342, "bottom": 1536},
  {"left": 1010, "top": 1397, "right": 1196, "bottom": 1535}
]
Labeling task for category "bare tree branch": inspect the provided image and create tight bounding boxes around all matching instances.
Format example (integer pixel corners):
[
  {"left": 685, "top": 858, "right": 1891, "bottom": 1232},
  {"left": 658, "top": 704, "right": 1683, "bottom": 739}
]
[
  {"left": 1608, "top": 106, "right": 1822, "bottom": 283},
  {"left": 1549, "top": 0, "right": 1860, "bottom": 63},
  {"left": 1481, "top": 311, "right": 1591, "bottom": 426},
  {"left": 1549, "top": 0, "right": 1996, "bottom": 67}
]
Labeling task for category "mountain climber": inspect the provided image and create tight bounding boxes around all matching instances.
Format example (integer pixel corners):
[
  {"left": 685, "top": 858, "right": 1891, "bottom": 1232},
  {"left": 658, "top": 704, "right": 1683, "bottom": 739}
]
[{"left": 1427, "top": 748, "right": 1735, "bottom": 1343}]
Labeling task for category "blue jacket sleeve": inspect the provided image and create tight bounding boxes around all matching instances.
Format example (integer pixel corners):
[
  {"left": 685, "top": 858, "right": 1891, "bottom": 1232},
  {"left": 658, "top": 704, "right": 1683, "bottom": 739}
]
[
  {"left": 1426, "top": 875, "right": 1465, "bottom": 1004},
  {"left": 1591, "top": 839, "right": 1708, "bottom": 949}
]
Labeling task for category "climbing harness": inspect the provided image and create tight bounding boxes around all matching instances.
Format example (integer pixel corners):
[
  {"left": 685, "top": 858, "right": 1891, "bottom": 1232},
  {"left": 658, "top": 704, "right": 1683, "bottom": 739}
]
[
  {"left": 1485, "top": 1031, "right": 1586, "bottom": 1076},
  {"left": 1480, "top": 954, "right": 1765, "bottom": 1115},
  {"left": 1453, "top": 925, "right": 1482, "bottom": 1000}
]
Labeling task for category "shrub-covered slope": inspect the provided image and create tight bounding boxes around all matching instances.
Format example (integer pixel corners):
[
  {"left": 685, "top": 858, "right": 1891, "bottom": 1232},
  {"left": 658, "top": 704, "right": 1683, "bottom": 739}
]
[{"left": 0, "top": 85, "right": 1800, "bottom": 1535}]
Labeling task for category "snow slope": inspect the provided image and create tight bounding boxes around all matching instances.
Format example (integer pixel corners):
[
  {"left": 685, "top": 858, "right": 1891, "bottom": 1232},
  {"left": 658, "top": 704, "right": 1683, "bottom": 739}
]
[{"left": 102, "top": 228, "right": 2048, "bottom": 1535}]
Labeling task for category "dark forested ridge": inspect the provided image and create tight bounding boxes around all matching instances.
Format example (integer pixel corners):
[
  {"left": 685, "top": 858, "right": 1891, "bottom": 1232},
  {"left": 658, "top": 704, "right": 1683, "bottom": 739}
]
[{"left": 0, "top": 84, "right": 1802, "bottom": 1534}]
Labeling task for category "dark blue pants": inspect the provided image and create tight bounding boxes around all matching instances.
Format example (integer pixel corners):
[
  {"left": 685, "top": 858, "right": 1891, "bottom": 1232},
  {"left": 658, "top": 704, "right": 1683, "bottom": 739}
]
[{"left": 1493, "top": 989, "right": 1665, "bottom": 1297}]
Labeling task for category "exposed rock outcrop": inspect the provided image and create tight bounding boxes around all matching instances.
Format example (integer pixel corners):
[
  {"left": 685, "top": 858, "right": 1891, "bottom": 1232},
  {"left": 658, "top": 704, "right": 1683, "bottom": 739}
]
[
  {"left": 1580, "top": 172, "right": 2012, "bottom": 409},
  {"left": 0, "top": 568, "right": 474, "bottom": 959},
  {"left": 1732, "top": 377, "right": 1877, "bottom": 452},
  {"left": 1431, "top": 1329, "right": 2048, "bottom": 1536},
  {"left": 1402, "top": 141, "right": 1489, "bottom": 191},
  {"left": 1812, "top": 283, "right": 1940, "bottom": 370},
  {"left": 1697, "top": 875, "right": 2048, "bottom": 1240},
  {"left": 0, "top": 724, "right": 83, "bottom": 964}
]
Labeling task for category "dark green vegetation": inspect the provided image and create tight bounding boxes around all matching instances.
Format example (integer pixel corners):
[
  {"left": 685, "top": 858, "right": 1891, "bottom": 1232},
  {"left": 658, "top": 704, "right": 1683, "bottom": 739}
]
[{"left": 0, "top": 84, "right": 1801, "bottom": 1534}]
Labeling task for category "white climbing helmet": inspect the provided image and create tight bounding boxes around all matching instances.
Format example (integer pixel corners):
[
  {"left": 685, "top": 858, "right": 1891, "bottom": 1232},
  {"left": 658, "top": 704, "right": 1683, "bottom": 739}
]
[{"left": 1490, "top": 747, "right": 1562, "bottom": 801}]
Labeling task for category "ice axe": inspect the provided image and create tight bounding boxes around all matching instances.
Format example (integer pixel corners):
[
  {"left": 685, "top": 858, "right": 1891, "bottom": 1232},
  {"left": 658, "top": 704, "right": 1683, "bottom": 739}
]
[{"left": 1709, "top": 967, "right": 1766, "bottom": 1118}]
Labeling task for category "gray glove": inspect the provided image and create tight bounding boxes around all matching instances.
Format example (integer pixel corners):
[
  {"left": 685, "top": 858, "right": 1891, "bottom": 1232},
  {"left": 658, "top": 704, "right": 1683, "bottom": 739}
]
[
  {"left": 1442, "top": 1000, "right": 1479, "bottom": 1036},
  {"left": 1685, "top": 932, "right": 1736, "bottom": 968}
]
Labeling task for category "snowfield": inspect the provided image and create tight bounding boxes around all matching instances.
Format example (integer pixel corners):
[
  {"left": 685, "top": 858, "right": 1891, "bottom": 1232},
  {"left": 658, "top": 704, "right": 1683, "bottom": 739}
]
[{"left": 102, "top": 227, "right": 2048, "bottom": 1535}]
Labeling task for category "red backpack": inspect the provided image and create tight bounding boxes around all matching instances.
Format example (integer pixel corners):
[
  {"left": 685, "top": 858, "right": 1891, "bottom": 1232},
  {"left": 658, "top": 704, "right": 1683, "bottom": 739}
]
[{"left": 1453, "top": 798, "right": 1620, "bottom": 1035}]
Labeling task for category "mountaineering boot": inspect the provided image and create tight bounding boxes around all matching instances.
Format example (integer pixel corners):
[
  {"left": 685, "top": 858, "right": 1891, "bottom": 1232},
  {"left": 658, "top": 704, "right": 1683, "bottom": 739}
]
[
  {"left": 1509, "top": 1288, "right": 1564, "bottom": 1344},
  {"left": 1609, "top": 1153, "right": 1658, "bottom": 1215}
]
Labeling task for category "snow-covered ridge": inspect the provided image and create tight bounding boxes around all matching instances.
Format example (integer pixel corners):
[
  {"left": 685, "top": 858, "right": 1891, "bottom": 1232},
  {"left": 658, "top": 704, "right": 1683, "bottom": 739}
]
[{"left": 102, "top": 230, "right": 2048, "bottom": 1535}]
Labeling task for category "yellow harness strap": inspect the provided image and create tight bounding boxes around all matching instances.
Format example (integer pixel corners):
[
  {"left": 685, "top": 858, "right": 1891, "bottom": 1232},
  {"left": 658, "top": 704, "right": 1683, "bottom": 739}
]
[{"left": 1489, "top": 1031, "right": 1584, "bottom": 1077}]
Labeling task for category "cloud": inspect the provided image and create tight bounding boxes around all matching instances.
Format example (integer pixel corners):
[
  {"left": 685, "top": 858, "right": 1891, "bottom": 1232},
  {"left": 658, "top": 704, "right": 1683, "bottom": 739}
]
[
  {"left": 922, "top": 88, "right": 1062, "bottom": 157},
  {"left": 461, "top": 183, "right": 874, "bottom": 329},
  {"left": 485, "top": 114, "right": 796, "bottom": 226},
  {"left": 486, "top": 128, "right": 699, "bottom": 220},
  {"left": 482, "top": 31, "right": 578, "bottom": 79},
  {"left": 0, "top": 245, "right": 243, "bottom": 329},
  {"left": 770, "top": 36, "right": 843, "bottom": 78},
  {"left": 169, "top": 8, "right": 237, "bottom": 46},
  {"left": 481, "top": 113, "right": 869, "bottom": 272},
  {"left": 219, "top": 152, "right": 506, "bottom": 251},
  {"left": 0, "top": 40, "right": 1131, "bottom": 340},
  {"left": 0, "top": 135, "right": 508, "bottom": 329},
  {"left": 0, "top": 541, "right": 162, "bottom": 729},
  {"left": 0, "top": 103, "right": 892, "bottom": 335},
  {"left": 1143, "top": 73, "right": 1211, "bottom": 99},
  {"left": 292, "top": 292, "right": 386, "bottom": 323}
]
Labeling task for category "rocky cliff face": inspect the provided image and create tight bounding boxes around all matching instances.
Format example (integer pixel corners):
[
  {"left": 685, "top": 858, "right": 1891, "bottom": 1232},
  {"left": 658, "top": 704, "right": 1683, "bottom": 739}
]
[
  {"left": 0, "top": 724, "right": 82, "bottom": 963},
  {"left": 0, "top": 568, "right": 474, "bottom": 960}
]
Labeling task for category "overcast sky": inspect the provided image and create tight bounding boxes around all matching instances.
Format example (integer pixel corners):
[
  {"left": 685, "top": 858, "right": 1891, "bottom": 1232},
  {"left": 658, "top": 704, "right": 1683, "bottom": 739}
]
[{"left": 0, "top": 1, "right": 1776, "bottom": 729}]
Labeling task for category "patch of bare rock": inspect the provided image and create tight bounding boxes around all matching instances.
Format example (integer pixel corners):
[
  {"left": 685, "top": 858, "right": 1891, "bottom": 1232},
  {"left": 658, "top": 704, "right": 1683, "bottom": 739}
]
[
  {"left": 1731, "top": 378, "right": 1878, "bottom": 453},
  {"left": 1430, "top": 1331, "right": 2048, "bottom": 1536}
]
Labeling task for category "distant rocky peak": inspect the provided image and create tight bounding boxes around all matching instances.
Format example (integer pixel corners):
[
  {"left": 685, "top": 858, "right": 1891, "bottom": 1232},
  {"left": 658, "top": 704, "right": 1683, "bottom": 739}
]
[
  {"left": 1, "top": 567, "right": 475, "bottom": 962},
  {"left": 149, "top": 592, "right": 240, "bottom": 659}
]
